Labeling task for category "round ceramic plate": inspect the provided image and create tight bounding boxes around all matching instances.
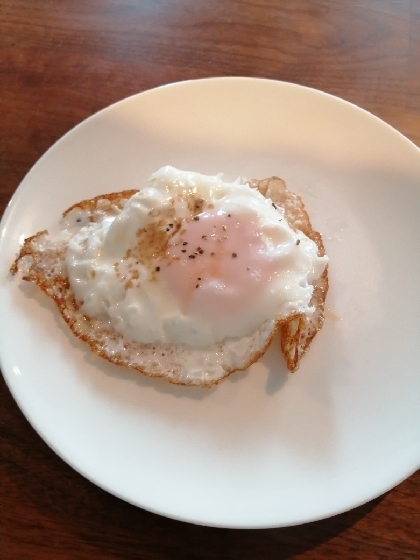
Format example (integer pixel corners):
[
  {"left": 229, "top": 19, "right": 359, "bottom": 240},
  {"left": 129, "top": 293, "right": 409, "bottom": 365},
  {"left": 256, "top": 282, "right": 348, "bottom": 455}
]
[{"left": 1, "top": 78, "right": 419, "bottom": 528}]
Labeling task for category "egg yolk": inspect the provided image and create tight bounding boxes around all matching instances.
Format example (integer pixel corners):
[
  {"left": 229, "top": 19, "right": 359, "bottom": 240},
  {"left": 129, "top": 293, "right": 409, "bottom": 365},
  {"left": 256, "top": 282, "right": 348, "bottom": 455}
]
[{"left": 159, "top": 210, "right": 282, "bottom": 321}]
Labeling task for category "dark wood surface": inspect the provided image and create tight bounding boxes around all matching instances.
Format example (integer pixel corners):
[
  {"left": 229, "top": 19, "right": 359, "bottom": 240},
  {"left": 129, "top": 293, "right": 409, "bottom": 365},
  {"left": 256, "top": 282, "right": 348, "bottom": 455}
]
[{"left": 1, "top": 1, "right": 419, "bottom": 557}]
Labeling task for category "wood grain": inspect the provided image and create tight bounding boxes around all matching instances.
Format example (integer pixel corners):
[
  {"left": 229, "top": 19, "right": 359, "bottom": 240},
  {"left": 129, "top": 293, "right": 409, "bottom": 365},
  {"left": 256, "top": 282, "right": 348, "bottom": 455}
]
[{"left": 1, "top": 0, "right": 419, "bottom": 558}]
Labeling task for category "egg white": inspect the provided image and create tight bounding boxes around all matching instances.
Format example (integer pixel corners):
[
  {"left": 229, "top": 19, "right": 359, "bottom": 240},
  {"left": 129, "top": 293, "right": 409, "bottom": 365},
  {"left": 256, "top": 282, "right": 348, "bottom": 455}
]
[{"left": 66, "top": 167, "right": 327, "bottom": 350}]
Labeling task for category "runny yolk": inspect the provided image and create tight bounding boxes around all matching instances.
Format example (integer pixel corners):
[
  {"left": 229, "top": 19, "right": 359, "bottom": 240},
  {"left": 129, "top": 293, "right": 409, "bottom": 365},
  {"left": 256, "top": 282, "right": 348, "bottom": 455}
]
[{"left": 159, "top": 210, "right": 280, "bottom": 321}]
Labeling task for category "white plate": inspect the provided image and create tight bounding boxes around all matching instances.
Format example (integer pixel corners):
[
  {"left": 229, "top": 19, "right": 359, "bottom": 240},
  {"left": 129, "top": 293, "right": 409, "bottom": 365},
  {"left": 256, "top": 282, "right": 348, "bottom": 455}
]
[{"left": 1, "top": 78, "right": 419, "bottom": 529}]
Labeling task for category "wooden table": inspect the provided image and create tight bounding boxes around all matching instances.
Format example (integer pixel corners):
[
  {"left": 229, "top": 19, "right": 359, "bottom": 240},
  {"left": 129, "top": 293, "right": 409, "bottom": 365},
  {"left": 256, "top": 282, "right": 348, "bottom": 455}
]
[{"left": 1, "top": 1, "right": 419, "bottom": 557}]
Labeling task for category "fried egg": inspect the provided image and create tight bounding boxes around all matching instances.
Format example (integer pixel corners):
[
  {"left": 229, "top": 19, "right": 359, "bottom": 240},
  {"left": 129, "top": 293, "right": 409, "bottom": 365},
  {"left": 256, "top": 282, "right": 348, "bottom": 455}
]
[{"left": 11, "top": 167, "right": 329, "bottom": 386}]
